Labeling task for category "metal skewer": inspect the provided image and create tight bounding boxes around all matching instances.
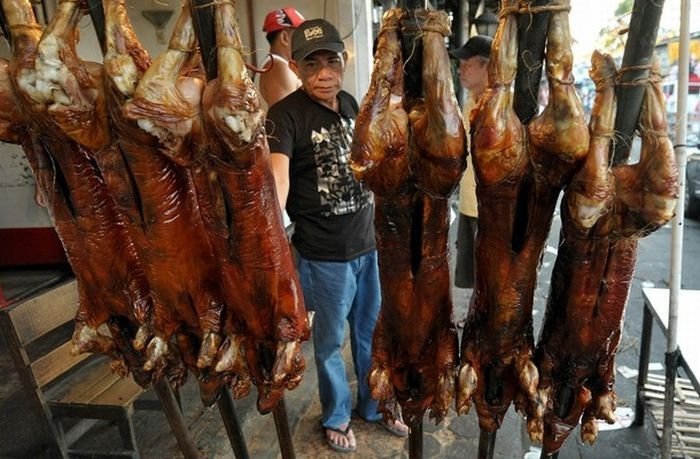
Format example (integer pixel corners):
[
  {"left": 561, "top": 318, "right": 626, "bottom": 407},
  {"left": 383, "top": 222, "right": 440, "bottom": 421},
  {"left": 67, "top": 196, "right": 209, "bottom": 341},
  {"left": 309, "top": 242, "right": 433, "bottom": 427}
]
[
  {"left": 409, "top": 420, "right": 423, "bottom": 459},
  {"left": 478, "top": 429, "right": 497, "bottom": 459},
  {"left": 216, "top": 387, "right": 250, "bottom": 459},
  {"left": 272, "top": 398, "right": 296, "bottom": 459},
  {"left": 153, "top": 379, "right": 202, "bottom": 459}
]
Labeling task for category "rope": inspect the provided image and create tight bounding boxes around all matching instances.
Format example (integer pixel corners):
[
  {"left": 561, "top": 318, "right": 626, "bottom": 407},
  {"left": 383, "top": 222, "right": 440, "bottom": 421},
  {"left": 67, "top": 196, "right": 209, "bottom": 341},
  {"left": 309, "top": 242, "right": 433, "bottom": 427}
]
[
  {"left": 169, "top": 46, "right": 198, "bottom": 53},
  {"left": 8, "top": 24, "right": 42, "bottom": 31},
  {"left": 638, "top": 128, "right": 668, "bottom": 138},
  {"left": 617, "top": 77, "right": 651, "bottom": 87},
  {"left": 594, "top": 76, "right": 617, "bottom": 91},
  {"left": 401, "top": 10, "right": 451, "bottom": 37},
  {"left": 191, "top": 0, "right": 234, "bottom": 10},
  {"left": 547, "top": 74, "right": 575, "bottom": 85},
  {"left": 419, "top": 24, "right": 449, "bottom": 34},
  {"left": 518, "top": 4, "right": 571, "bottom": 15},
  {"left": 498, "top": 5, "right": 519, "bottom": 18},
  {"left": 616, "top": 63, "right": 653, "bottom": 87},
  {"left": 617, "top": 63, "right": 652, "bottom": 74},
  {"left": 590, "top": 133, "right": 615, "bottom": 140}
]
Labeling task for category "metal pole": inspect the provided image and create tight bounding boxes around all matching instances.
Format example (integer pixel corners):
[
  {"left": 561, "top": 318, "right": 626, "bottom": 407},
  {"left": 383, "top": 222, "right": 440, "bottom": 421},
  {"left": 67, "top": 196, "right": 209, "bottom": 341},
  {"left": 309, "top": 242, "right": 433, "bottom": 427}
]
[
  {"left": 661, "top": 0, "right": 691, "bottom": 457},
  {"left": 86, "top": 0, "right": 106, "bottom": 55},
  {"left": 153, "top": 379, "right": 202, "bottom": 459},
  {"left": 272, "top": 398, "right": 295, "bottom": 459},
  {"left": 612, "top": 0, "right": 665, "bottom": 165},
  {"left": 408, "top": 420, "right": 423, "bottom": 459},
  {"left": 216, "top": 387, "right": 250, "bottom": 459},
  {"left": 477, "top": 429, "right": 496, "bottom": 459},
  {"left": 633, "top": 304, "right": 654, "bottom": 426}
]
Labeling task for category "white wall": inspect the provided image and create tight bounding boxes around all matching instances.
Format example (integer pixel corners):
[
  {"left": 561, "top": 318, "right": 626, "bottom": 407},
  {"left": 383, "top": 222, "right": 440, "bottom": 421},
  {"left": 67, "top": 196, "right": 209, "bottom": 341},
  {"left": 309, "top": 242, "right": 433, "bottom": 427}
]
[
  {"left": 248, "top": 0, "right": 373, "bottom": 101},
  {"left": 0, "top": 0, "right": 373, "bottom": 229},
  {"left": 0, "top": 0, "right": 177, "bottom": 228}
]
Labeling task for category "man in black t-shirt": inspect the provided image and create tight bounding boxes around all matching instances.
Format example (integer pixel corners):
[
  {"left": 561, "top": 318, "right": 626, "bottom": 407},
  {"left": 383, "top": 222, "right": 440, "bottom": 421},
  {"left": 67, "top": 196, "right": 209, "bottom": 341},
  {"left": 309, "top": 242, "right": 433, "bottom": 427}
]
[{"left": 267, "top": 18, "right": 407, "bottom": 453}]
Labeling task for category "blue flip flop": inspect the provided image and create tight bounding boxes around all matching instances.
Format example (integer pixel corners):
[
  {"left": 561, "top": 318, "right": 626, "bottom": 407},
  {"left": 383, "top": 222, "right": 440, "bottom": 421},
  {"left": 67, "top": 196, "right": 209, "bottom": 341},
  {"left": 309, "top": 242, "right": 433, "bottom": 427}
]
[{"left": 325, "top": 424, "right": 357, "bottom": 453}]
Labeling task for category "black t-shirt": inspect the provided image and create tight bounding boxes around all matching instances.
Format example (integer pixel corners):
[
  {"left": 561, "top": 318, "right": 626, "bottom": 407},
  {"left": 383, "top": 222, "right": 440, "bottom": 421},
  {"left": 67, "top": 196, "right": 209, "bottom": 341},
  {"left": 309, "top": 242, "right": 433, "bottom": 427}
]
[{"left": 266, "top": 89, "right": 375, "bottom": 261}]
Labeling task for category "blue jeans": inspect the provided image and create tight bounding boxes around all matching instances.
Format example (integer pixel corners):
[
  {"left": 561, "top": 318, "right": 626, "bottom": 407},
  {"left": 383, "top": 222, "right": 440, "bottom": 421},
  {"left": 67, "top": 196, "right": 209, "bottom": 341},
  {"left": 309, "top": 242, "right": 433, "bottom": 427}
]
[{"left": 297, "top": 251, "right": 382, "bottom": 429}]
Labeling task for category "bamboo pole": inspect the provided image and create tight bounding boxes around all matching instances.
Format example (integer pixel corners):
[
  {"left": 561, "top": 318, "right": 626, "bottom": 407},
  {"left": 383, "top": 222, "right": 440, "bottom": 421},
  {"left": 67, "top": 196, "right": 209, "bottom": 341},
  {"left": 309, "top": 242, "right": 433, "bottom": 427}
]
[
  {"left": 86, "top": 0, "right": 105, "bottom": 55},
  {"left": 612, "top": 0, "right": 665, "bottom": 165},
  {"left": 513, "top": 0, "right": 550, "bottom": 124},
  {"left": 190, "top": 0, "right": 217, "bottom": 80},
  {"left": 0, "top": 1, "right": 11, "bottom": 47},
  {"left": 662, "top": 0, "right": 691, "bottom": 457}
]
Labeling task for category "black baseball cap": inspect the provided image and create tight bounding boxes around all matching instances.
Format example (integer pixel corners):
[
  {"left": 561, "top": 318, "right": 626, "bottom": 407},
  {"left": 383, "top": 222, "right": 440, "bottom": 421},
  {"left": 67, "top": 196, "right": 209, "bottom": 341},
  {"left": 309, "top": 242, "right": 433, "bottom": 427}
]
[
  {"left": 291, "top": 18, "right": 345, "bottom": 61},
  {"left": 449, "top": 35, "right": 492, "bottom": 60}
]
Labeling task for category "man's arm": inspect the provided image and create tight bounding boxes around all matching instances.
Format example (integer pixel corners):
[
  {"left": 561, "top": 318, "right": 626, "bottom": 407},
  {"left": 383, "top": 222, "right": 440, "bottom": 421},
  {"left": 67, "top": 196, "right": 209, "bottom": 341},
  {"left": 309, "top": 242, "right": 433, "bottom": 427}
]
[
  {"left": 259, "top": 61, "right": 300, "bottom": 108},
  {"left": 270, "top": 152, "right": 290, "bottom": 211}
]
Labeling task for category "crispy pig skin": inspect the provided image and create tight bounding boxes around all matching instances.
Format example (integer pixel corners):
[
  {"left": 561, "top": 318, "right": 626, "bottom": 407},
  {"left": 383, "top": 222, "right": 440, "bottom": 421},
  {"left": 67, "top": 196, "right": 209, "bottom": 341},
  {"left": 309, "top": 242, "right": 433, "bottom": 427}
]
[
  {"left": 201, "top": 0, "right": 310, "bottom": 414},
  {"left": 107, "top": 1, "right": 225, "bottom": 388},
  {"left": 2, "top": 0, "right": 153, "bottom": 385},
  {"left": 532, "top": 53, "right": 678, "bottom": 454},
  {"left": 352, "top": 9, "right": 463, "bottom": 425},
  {"left": 458, "top": 0, "right": 538, "bottom": 431}
]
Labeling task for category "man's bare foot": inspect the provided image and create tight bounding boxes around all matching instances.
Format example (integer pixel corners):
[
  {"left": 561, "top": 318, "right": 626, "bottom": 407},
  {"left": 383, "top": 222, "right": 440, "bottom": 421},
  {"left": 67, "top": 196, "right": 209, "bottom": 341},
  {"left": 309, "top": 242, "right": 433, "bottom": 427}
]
[{"left": 325, "top": 422, "right": 357, "bottom": 453}]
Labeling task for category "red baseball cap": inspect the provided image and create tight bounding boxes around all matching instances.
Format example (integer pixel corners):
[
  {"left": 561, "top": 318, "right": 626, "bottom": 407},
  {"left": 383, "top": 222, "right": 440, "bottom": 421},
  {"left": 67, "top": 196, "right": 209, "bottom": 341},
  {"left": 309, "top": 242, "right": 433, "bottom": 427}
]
[{"left": 263, "top": 7, "right": 305, "bottom": 34}]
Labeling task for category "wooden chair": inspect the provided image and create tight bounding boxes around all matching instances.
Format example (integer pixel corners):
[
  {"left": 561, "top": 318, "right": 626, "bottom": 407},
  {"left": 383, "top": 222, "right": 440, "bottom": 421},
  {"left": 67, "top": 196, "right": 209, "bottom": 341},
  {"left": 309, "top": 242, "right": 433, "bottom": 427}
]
[{"left": 0, "top": 279, "right": 160, "bottom": 458}]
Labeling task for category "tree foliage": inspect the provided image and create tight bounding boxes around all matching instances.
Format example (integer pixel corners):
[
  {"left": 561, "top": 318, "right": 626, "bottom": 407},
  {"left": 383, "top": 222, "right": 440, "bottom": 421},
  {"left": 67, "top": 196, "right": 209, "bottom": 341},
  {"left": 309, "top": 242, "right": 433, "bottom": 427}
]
[{"left": 615, "top": 0, "right": 634, "bottom": 17}]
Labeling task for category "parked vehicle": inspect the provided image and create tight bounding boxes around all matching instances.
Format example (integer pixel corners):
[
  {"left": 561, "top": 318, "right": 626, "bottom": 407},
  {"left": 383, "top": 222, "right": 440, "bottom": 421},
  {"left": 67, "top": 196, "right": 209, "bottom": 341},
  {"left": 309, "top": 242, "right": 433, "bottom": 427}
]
[
  {"left": 663, "top": 78, "right": 700, "bottom": 143},
  {"left": 686, "top": 137, "right": 700, "bottom": 219}
]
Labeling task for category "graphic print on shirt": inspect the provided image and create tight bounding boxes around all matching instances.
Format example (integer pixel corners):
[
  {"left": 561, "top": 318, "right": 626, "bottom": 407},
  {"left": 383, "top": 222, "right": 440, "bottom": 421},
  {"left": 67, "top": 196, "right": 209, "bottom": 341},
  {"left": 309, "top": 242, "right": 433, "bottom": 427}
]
[{"left": 311, "top": 116, "right": 373, "bottom": 216}]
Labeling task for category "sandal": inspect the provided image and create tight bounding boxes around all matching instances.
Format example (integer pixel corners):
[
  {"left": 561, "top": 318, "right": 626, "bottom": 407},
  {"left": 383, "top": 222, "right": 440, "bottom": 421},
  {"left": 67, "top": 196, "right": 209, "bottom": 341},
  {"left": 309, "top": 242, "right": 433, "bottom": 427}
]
[
  {"left": 325, "top": 424, "right": 357, "bottom": 453},
  {"left": 377, "top": 418, "right": 409, "bottom": 438}
]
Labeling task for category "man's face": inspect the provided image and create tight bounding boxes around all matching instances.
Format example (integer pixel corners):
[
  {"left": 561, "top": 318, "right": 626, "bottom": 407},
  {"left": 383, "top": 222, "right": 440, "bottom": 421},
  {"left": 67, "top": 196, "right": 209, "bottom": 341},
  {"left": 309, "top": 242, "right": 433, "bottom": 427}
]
[
  {"left": 293, "top": 50, "right": 346, "bottom": 106},
  {"left": 458, "top": 56, "right": 488, "bottom": 92}
]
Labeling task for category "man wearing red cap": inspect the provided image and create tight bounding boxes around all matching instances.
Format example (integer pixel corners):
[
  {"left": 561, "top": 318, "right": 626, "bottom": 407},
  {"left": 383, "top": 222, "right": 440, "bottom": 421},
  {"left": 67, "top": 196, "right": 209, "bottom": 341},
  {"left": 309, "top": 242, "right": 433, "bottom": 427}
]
[{"left": 259, "top": 7, "right": 305, "bottom": 108}]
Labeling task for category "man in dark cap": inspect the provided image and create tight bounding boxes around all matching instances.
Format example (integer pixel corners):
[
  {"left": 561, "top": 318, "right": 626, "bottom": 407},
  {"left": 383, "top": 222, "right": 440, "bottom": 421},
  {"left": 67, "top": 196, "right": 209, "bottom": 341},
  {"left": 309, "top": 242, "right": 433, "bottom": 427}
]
[
  {"left": 259, "top": 7, "right": 305, "bottom": 108},
  {"left": 449, "top": 35, "right": 492, "bottom": 301},
  {"left": 266, "top": 18, "right": 408, "bottom": 454},
  {"left": 450, "top": 35, "right": 492, "bottom": 95}
]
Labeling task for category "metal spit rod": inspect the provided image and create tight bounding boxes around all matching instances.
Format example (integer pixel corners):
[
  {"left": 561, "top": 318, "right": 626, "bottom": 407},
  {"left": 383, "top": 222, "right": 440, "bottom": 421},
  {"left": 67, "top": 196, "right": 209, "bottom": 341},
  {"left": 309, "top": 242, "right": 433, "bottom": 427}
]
[
  {"left": 273, "top": 398, "right": 296, "bottom": 459},
  {"left": 409, "top": 420, "right": 424, "bottom": 459},
  {"left": 217, "top": 387, "right": 250, "bottom": 459},
  {"left": 153, "top": 379, "right": 203, "bottom": 459},
  {"left": 478, "top": 429, "right": 497, "bottom": 459}
]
